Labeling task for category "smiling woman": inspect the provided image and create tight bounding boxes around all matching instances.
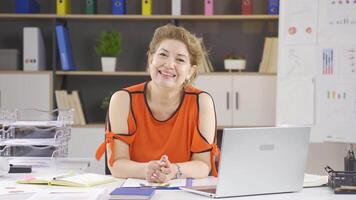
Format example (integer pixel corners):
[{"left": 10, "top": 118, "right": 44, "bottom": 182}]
[{"left": 95, "top": 24, "right": 219, "bottom": 183}]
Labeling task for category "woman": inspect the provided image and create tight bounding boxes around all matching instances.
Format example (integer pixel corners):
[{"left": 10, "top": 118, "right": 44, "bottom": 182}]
[{"left": 96, "top": 24, "right": 219, "bottom": 183}]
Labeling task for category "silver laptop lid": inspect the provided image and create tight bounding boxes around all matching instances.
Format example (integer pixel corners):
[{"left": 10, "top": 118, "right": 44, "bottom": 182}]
[{"left": 215, "top": 126, "right": 310, "bottom": 198}]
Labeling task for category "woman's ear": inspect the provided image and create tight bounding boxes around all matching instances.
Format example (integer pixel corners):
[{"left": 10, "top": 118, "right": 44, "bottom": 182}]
[{"left": 189, "top": 65, "right": 197, "bottom": 79}]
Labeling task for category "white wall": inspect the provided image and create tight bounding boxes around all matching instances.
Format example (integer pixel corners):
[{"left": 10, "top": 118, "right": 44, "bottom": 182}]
[{"left": 306, "top": 142, "right": 348, "bottom": 175}]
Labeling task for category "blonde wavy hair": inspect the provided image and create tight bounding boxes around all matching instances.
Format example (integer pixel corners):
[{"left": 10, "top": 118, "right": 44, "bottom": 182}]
[{"left": 147, "top": 24, "right": 209, "bottom": 84}]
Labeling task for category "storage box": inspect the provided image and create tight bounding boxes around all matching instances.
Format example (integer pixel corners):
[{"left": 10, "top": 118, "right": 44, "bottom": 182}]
[{"left": 0, "top": 49, "right": 21, "bottom": 70}]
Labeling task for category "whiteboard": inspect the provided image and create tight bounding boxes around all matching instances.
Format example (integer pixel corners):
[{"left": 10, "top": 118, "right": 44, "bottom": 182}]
[{"left": 277, "top": 0, "right": 356, "bottom": 143}]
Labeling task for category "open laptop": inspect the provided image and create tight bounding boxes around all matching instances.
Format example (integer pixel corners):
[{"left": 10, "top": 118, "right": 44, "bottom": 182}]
[{"left": 180, "top": 126, "right": 311, "bottom": 198}]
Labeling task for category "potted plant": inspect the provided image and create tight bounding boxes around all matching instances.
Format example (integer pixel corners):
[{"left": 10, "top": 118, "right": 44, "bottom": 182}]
[
  {"left": 224, "top": 53, "right": 246, "bottom": 72},
  {"left": 95, "top": 31, "right": 122, "bottom": 72}
]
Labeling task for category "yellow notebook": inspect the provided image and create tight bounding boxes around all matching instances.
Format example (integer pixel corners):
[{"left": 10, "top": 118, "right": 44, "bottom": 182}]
[
  {"left": 17, "top": 173, "right": 116, "bottom": 187},
  {"left": 57, "top": 0, "right": 71, "bottom": 15}
]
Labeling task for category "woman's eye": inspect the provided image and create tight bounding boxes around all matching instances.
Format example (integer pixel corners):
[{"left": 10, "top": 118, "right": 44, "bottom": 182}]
[
  {"left": 159, "top": 53, "right": 167, "bottom": 57},
  {"left": 177, "top": 58, "right": 185, "bottom": 63}
]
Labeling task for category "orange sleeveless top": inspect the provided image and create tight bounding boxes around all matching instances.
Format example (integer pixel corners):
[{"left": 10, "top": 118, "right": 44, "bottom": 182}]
[{"left": 95, "top": 82, "right": 219, "bottom": 176}]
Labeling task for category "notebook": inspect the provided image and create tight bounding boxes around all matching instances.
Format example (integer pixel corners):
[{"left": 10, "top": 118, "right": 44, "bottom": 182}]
[
  {"left": 180, "top": 126, "right": 311, "bottom": 198},
  {"left": 17, "top": 172, "right": 116, "bottom": 187},
  {"left": 109, "top": 187, "right": 155, "bottom": 200}
]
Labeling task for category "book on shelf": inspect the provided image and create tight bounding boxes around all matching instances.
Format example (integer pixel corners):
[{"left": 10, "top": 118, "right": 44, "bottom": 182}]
[
  {"left": 259, "top": 37, "right": 278, "bottom": 74},
  {"left": 55, "top": 90, "right": 86, "bottom": 125},
  {"left": 109, "top": 187, "right": 155, "bottom": 200},
  {"left": 56, "top": 0, "right": 71, "bottom": 15},
  {"left": 17, "top": 173, "right": 116, "bottom": 187},
  {"left": 56, "top": 24, "right": 76, "bottom": 71},
  {"left": 142, "top": 0, "right": 152, "bottom": 16}
]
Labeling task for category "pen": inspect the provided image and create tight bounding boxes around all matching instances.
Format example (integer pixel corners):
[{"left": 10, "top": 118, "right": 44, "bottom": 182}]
[{"left": 52, "top": 172, "right": 74, "bottom": 180}]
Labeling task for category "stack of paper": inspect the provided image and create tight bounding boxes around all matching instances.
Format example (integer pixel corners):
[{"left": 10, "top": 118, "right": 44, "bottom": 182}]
[{"left": 303, "top": 173, "right": 328, "bottom": 187}]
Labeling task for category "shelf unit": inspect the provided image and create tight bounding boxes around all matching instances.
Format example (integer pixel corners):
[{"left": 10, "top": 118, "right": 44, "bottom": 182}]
[{"left": 0, "top": 0, "right": 278, "bottom": 126}]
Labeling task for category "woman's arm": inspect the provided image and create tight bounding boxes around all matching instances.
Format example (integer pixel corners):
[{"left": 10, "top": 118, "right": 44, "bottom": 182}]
[{"left": 106, "top": 91, "right": 150, "bottom": 179}]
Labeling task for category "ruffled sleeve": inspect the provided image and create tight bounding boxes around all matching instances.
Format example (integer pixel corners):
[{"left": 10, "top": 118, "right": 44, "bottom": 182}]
[
  {"left": 191, "top": 129, "right": 220, "bottom": 177},
  {"left": 95, "top": 130, "right": 135, "bottom": 167}
]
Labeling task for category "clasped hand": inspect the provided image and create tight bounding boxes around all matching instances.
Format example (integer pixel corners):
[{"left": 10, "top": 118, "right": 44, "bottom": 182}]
[{"left": 145, "top": 155, "right": 176, "bottom": 183}]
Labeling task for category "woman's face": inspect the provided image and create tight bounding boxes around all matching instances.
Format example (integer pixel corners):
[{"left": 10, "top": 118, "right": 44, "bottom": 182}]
[{"left": 148, "top": 39, "right": 195, "bottom": 89}]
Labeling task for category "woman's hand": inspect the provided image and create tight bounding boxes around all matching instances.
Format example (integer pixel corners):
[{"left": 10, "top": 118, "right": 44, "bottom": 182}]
[{"left": 145, "top": 155, "right": 177, "bottom": 183}]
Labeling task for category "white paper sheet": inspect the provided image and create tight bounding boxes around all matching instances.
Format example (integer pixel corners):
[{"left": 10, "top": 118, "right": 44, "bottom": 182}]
[
  {"left": 278, "top": 45, "right": 317, "bottom": 79},
  {"left": 122, "top": 178, "right": 188, "bottom": 188},
  {"left": 276, "top": 76, "right": 314, "bottom": 126},
  {"left": 317, "top": 45, "right": 356, "bottom": 76},
  {"left": 282, "top": 0, "right": 318, "bottom": 44},
  {"left": 319, "top": 0, "right": 356, "bottom": 44},
  {"left": 27, "top": 188, "right": 105, "bottom": 200}
]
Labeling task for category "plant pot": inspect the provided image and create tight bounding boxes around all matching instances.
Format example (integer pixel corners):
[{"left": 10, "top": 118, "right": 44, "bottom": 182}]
[
  {"left": 101, "top": 57, "right": 116, "bottom": 72},
  {"left": 224, "top": 59, "right": 246, "bottom": 71}
]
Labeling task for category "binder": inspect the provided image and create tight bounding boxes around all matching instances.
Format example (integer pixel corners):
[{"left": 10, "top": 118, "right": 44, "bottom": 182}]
[
  {"left": 23, "top": 27, "right": 46, "bottom": 71},
  {"left": 171, "top": 0, "right": 181, "bottom": 16},
  {"left": 204, "top": 0, "right": 213, "bottom": 16},
  {"left": 85, "top": 0, "right": 97, "bottom": 14},
  {"left": 268, "top": 0, "right": 279, "bottom": 15},
  {"left": 55, "top": 25, "right": 75, "bottom": 71},
  {"left": 112, "top": 0, "right": 126, "bottom": 15},
  {"left": 142, "top": 0, "right": 152, "bottom": 16},
  {"left": 241, "top": 0, "right": 253, "bottom": 15},
  {"left": 56, "top": 0, "right": 71, "bottom": 15},
  {"left": 15, "top": 0, "right": 40, "bottom": 14}
]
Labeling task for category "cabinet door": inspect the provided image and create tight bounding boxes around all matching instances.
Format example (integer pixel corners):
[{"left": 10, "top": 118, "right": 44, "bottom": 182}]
[
  {"left": 232, "top": 75, "right": 276, "bottom": 126},
  {"left": 194, "top": 75, "right": 233, "bottom": 126},
  {"left": 0, "top": 73, "right": 52, "bottom": 111}
]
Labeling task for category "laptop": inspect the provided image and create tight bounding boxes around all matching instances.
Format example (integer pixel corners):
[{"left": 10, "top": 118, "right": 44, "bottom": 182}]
[{"left": 180, "top": 126, "right": 311, "bottom": 198}]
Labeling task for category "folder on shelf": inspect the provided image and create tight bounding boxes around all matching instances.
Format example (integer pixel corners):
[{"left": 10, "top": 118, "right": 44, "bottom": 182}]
[
  {"left": 56, "top": 0, "right": 71, "bottom": 15},
  {"left": 56, "top": 24, "right": 76, "bottom": 71},
  {"left": 142, "top": 0, "right": 152, "bottom": 16},
  {"left": 17, "top": 173, "right": 116, "bottom": 187},
  {"left": 15, "top": 0, "right": 40, "bottom": 14},
  {"left": 204, "top": 0, "right": 213, "bottom": 16},
  {"left": 241, "top": 0, "right": 253, "bottom": 15},
  {"left": 171, "top": 0, "right": 181, "bottom": 16},
  {"left": 112, "top": 0, "right": 126, "bottom": 15},
  {"left": 55, "top": 90, "right": 86, "bottom": 125},
  {"left": 72, "top": 91, "right": 86, "bottom": 125},
  {"left": 23, "top": 27, "right": 46, "bottom": 71},
  {"left": 85, "top": 0, "right": 97, "bottom": 14},
  {"left": 268, "top": 0, "right": 279, "bottom": 15},
  {"left": 259, "top": 37, "right": 278, "bottom": 73}
]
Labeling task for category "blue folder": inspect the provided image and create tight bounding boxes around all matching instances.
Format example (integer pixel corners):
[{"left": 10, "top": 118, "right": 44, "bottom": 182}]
[
  {"left": 112, "top": 0, "right": 126, "bottom": 15},
  {"left": 55, "top": 25, "right": 76, "bottom": 71},
  {"left": 15, "top": 0, "right": 40, "bottom": 13}
]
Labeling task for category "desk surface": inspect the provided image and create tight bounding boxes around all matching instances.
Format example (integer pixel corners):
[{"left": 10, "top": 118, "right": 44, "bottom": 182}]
[{"left": 1, "top": 167, "right": 354, "bottom": 200}]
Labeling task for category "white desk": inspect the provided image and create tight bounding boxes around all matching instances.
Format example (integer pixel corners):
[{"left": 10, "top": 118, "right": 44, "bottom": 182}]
[{"left": 1, "top": 167, "right": 354, "bottom": 200}]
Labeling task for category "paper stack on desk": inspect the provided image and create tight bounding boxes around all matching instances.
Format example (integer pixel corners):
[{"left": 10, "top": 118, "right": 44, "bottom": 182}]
[{"left": 303, "top": 173, "right": 328, "bottom": 187}]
